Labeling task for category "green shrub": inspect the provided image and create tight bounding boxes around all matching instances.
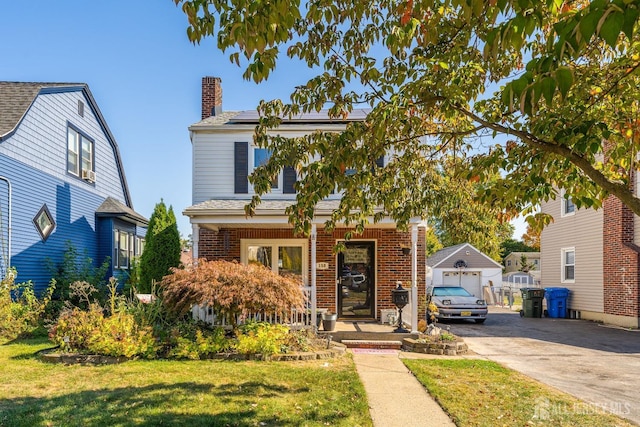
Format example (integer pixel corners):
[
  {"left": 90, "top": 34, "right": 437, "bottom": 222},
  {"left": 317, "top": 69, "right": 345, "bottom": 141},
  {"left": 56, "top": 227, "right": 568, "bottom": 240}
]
[
  {"left": 45, "top": 241, "right": 110, "bottom": 314},
  {"left": 0, "top": 269, "right": 54, "bottom": 342},
  {"left": 50, "top": 304, "right": 157, "bottom": 358},
  {"left": 166, "top": 323, "right": 229, "bottom": 360},
  {"left": 235, "top": 322, "right": 290, "bottom": 356}
]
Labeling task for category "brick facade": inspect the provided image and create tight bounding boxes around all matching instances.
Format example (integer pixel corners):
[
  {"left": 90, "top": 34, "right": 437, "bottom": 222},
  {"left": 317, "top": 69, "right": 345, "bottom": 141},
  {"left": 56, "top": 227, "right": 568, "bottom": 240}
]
[
  {"left": 602, "top": 195, "right": 640, "bottom": 318},
  {"left": 198, "top": 226, "right": 426, "bottom": 320}
]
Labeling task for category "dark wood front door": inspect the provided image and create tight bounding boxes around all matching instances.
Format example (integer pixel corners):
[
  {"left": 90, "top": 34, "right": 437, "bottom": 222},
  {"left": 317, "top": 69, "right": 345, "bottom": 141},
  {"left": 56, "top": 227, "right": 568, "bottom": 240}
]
[{"left": 337, "top": 241, "right": 375, "bottom": 319}]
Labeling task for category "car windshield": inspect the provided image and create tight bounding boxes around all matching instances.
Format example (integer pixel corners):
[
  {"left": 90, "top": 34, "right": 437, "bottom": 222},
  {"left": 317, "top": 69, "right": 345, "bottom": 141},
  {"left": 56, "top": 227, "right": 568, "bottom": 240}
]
[{"left": 432, "top": 287, "right": 473, "bottom": 297}]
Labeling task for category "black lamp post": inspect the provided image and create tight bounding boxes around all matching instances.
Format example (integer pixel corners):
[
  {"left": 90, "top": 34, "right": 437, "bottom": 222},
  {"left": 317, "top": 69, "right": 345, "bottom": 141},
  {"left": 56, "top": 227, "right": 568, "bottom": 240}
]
[{"left": 391, "top": 281, "right": 409, "bottom": 333}]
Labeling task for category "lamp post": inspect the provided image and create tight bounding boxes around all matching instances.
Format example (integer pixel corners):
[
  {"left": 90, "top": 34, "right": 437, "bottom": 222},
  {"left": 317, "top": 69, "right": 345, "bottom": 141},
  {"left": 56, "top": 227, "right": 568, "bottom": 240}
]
[{"left": 391, "top": 281, "right": 409, "bottom": 333}]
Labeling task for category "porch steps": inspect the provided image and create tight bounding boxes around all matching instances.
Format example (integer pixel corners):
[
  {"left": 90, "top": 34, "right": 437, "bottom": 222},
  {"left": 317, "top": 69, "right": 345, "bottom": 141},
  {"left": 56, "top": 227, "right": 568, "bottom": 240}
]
[{"left": 341, "top": 339, "right": 403, "bottom": 350}]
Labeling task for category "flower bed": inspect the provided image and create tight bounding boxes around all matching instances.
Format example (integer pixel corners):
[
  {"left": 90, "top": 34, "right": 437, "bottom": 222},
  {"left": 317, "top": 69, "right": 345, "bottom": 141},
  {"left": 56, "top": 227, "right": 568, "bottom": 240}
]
[{"left": 402, "top": 337, "right": 469, "bottom": 356}]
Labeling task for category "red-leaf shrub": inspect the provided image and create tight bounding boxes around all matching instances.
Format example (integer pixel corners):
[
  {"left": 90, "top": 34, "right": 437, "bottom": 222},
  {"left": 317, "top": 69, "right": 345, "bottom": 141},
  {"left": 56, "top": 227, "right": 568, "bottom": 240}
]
[{"left": 161, "top": 260, "right": 305, "bottom": 327}]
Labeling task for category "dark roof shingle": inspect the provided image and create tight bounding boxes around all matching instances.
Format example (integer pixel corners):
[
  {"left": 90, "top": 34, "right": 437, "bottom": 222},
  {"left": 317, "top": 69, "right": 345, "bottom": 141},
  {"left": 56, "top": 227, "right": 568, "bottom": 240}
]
[{"left": 0, "top": 81, "right": 83, "bottom": 138}]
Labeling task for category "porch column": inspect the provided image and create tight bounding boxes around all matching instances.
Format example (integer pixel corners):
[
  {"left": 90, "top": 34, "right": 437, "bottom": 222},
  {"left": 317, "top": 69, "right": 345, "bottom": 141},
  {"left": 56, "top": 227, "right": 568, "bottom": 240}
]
[
  {"left": 311, "top": 223, "right": 317, "bottom": 329},
  {"left": 191, "top": 223, "right": 200, "bottom": 261},
  {"left": 411, "top": 222, "right": 419, "bottom": 333}
]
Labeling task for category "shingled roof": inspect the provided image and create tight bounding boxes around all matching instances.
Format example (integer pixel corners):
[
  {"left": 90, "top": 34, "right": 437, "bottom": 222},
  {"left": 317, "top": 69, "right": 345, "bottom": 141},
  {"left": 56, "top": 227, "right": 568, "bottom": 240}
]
[
  {"left": 96, "top": 197, "right": 148, "bottom": 226},
  {"left": 0, "top": 81, "right": 84, "bottom": 138}
]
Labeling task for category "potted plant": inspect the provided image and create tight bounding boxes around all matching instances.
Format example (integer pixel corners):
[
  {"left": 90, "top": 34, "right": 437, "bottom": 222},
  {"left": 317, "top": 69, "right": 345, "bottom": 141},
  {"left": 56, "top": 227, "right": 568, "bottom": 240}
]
[{"left": 321, "top": 311, "right": 338, "bottom": 331}]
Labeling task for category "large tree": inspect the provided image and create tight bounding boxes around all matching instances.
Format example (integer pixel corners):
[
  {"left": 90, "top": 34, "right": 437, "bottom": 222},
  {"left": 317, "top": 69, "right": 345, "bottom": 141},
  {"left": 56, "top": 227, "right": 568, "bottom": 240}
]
[
  {"left": 140, "top": 200, "right": 181, "bottom": 292},
  {"left": 175, "top": 0, "right": 640, "bottom": 234}
]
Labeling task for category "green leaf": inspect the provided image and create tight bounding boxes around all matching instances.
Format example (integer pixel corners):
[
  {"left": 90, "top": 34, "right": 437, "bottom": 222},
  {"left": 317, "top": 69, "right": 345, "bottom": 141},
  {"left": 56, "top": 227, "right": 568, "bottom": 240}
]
[
  {"left": 555, "top": 67, "right": 573, "bottom": 99},
  {"left": 599, "top": 11, "right": 624, "bottom": 47},
  {"left": 579, "top": 10, "right": 600, "bottom": 42},
  {"left": 541, "top": 77, "right": 556, "bottom": 106},
  {"left": 622, "top": 8, "right": 639, "bottom": 40}
]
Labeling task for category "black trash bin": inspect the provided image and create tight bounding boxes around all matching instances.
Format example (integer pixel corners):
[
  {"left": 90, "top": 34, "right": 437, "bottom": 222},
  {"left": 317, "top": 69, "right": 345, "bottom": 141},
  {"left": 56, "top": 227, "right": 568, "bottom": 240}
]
[{"left": 520, "top": 288, "right": 544, "bottom": 318}]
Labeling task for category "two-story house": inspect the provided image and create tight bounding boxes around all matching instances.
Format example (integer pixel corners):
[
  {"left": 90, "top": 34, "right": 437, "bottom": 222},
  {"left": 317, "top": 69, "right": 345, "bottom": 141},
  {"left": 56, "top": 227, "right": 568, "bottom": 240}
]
[
  {"left": 0, "top": 82, "right": 147, "bottom": 292},
  {"left": 503, "top": 252, "right": 540, "bottom": 273},
  {"left": 540, "top": 191, "right": 640, "bottom": 328},
  {"left": 184, "top": 77, "right": 427, "bottom": 327}
]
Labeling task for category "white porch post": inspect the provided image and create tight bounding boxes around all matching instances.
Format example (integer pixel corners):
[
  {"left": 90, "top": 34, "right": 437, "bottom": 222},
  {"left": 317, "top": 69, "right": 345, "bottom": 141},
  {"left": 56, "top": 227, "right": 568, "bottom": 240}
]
[
  {"left": 191, "top": 223, "right": 200, "bottom": 261},
  {"left": 311, "top": 223, "right": 317, "bottom": 329},
  {"left": 411, "top": 222, "right": 419, "bottom": 333}
]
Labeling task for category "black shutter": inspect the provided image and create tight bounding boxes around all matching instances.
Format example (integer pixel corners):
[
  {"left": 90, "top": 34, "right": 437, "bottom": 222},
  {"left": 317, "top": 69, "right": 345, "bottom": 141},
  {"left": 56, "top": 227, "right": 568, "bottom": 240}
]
[
  {"left": 234, "top": 142, "right": 248, "bottom": 194},
  {"left": 375, "top": 156, "right": 384, "bottom": 167},
  {"left": 283, "top": 166, "right": 297, "bottom": 194}
]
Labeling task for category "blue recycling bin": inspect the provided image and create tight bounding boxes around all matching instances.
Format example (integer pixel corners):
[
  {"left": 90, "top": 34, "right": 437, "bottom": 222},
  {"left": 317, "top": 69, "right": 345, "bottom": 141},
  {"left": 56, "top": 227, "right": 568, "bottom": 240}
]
[{"left": 544, "top": 287, "right": 570, "bottom": 318}]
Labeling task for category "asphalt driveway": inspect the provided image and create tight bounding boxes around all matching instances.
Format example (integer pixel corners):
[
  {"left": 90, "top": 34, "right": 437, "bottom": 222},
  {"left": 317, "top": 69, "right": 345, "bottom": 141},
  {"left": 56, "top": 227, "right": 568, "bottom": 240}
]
[{"left": 443, "top": 306, "right": 640, "bottom": 425}]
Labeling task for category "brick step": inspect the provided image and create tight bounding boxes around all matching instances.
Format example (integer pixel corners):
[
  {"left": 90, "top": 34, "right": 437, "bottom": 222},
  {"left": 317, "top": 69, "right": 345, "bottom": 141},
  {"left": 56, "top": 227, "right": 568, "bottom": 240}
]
[{"left": 341, "top": 339, "right": 403, "bottom": 349}]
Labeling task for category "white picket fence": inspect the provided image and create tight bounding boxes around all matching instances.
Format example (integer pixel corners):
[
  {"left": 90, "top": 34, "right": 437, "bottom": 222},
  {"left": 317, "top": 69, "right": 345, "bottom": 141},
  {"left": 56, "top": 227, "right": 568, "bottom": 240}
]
[{"left": 192, "top": 286, "right": 313, "bottom": 329}]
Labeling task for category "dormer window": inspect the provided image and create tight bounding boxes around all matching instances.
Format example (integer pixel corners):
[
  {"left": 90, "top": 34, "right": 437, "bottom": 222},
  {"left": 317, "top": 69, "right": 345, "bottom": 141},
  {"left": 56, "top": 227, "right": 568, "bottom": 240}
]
[{"left": 67, "top": 125, "right": 94, "bottom": 181}]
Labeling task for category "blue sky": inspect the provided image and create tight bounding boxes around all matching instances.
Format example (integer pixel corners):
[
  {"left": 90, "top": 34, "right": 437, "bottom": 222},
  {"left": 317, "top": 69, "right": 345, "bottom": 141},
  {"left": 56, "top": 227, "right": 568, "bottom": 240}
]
[{"left": 0, "top": 0, "right": 526, "bottom": 240}]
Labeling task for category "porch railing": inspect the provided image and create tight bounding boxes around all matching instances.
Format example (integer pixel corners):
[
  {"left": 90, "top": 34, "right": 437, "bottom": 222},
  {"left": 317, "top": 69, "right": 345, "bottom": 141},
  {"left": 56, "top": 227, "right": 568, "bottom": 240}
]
[{"left": 191, "top": 286, "right": 313, "bottom": 329}]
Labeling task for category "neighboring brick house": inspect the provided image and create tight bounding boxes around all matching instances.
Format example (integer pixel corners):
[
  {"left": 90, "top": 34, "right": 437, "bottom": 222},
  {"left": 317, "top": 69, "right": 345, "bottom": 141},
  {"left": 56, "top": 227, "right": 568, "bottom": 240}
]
[
  {"left": 0, "top": 82, "right": 147, "bottom": 291},
  {"left": 183, "top": 77, "right": 426, "bottom": 328},
  {"left": 540, "top": 189, "right": 640, "bottom": 328}
]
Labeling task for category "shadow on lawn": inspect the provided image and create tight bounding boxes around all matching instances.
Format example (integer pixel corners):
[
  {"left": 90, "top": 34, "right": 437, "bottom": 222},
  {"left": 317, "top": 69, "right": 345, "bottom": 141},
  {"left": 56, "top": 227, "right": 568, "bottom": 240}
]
[
  {"left": 0, "top": 382, "right": 340, "bottom": 427},
  {"left": 0, "top": 381, "right": 313, "bottom": 427}
]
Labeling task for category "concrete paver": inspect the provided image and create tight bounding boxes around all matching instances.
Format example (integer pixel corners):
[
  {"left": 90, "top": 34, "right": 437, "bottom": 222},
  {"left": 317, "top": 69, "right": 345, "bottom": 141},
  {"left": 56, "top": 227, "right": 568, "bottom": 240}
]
[
  {"left": 447, "top": 306, "right": 640, "bottom": 425},
  {"left": 351, "top": 351, "right": 455, "bottom": 427}
]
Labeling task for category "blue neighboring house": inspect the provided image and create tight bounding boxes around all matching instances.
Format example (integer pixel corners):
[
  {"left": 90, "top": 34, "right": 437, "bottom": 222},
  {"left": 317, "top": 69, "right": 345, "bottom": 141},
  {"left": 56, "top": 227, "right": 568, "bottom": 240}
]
[{"left": 0, "top": 81, "right": 147, "bottom": 292}]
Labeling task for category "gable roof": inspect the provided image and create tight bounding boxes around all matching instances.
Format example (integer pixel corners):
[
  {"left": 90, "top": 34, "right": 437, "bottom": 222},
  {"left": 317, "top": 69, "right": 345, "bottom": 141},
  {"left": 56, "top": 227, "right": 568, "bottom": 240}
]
[
  {"left": 427, "top": 243, "right": 503, "bottom": 269},
  {"left": 96, "top": 197, "right": 148, "bottom": 226},
  {"left": 0, "top": 81, "right": 135, "bottom": 208},
  {"left": 0, "top": 81, "right": 83, "bottom": 138}
]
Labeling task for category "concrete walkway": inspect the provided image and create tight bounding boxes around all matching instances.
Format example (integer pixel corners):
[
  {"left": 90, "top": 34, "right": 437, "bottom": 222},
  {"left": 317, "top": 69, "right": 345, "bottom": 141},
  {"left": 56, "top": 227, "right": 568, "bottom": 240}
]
[{"left": 351, "top": 350, "right": 455, "bottom": 426}]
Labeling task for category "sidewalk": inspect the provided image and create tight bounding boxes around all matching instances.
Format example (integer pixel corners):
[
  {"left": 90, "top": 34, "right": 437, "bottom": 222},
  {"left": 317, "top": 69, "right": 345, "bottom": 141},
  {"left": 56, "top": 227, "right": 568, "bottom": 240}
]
[{"left": 351, "top": 350, "right": 455, "bottom": 426}]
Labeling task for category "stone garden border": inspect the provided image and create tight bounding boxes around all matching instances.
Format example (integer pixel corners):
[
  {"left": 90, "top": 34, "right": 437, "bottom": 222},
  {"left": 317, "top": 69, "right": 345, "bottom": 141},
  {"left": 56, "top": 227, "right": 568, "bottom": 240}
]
[{"left": 402, "top": 338, "right": 468, "bottom": 356}]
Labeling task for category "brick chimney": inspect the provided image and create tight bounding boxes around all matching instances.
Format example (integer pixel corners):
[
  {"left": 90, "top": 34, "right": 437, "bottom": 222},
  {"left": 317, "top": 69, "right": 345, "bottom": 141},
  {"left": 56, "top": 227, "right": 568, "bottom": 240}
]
[{"left": 202, "top": 76, "right": 222, "bottom": 119}]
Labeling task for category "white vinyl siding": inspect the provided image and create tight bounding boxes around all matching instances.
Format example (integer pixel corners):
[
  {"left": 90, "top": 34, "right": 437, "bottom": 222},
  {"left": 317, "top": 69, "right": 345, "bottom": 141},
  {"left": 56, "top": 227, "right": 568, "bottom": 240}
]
[
  {"left": 191, "top": 124, "right": 357, "bottom": 203},
  {"left": 540, "top": 197, "right": 603, "bottom": 312},
  {"left": 0, "top": 91, "right": 126, "bottom": 202}
]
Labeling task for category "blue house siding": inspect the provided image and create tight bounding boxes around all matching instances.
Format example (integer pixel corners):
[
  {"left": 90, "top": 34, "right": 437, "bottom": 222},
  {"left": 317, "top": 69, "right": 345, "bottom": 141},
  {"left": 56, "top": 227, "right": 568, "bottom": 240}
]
[
  {"left": 1, "top": 90, "right": 128, "bottom": 204},
  {"left": 1, "top": 82, "right": 147, "bottom": 293},
  {"left": 1, "top": 153, "right": 108, "bottom": 293},
  {"left": 97, "top": 216, "right": 114, "bottom": 278}
]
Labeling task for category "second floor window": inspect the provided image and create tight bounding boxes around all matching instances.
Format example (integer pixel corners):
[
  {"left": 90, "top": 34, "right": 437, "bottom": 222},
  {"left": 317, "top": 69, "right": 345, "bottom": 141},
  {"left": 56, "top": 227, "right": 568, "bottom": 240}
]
[
  {"left": 562, "top": 195, "right": 575, "bottom": 216},
  {"left": 67, "top": 126, "right": 94, "bottom": 178},
  {"left": 254, "top": 148, "right": 279, "bottom": 189}
]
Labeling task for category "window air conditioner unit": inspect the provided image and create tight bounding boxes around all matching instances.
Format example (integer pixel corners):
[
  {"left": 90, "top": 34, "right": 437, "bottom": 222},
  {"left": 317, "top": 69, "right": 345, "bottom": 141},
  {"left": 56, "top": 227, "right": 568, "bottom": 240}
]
[{"left": 82, "top": 170, "right": 96, "bottom": 182}]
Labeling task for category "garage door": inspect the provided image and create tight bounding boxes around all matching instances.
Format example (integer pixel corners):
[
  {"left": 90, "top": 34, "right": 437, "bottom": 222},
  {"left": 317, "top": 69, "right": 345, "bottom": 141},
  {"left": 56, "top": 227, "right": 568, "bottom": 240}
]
[{"left": 442, "top": 271, "right": 482, "bottom": 297}]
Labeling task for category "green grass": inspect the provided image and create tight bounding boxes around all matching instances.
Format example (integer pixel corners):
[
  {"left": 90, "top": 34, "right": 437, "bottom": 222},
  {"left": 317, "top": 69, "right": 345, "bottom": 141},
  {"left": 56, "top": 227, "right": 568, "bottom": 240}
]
[
  {"left": 0, "top": 338, "right": 372, "bottom": 427},
  {"left": 403, "top": 358, "right": 635, "bottom": 427}
]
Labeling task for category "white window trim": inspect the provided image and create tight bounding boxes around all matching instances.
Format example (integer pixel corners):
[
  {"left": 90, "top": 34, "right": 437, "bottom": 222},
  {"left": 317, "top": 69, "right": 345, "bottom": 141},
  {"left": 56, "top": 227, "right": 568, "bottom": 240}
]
[
  {"left": 561, "top": 247, "right": 575, "bottom": 283},
  {"left": 67, "top": 124, "right": 95, "bottom": 178},
  {"left": 250, "top": 147, "right": 282, "bottom": 194},
  {"left": 560, "top": 190, "right": 576, "bottom": 217},
  {"left": 241, "top": 239, "right": 308, "bottom": 285}
]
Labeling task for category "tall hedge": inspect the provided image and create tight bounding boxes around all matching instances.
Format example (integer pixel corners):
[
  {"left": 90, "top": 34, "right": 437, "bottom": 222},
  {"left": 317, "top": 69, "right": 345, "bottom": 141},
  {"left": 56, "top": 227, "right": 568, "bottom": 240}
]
[{"left": 139, "top": 200, "right": 181, "bottom": 292}]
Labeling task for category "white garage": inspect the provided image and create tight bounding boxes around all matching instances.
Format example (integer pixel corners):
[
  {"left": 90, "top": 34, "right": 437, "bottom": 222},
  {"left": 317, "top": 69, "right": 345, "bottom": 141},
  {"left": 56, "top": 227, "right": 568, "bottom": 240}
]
[{"left": 427, "top": 243, "right": 503, "bottom": 300}]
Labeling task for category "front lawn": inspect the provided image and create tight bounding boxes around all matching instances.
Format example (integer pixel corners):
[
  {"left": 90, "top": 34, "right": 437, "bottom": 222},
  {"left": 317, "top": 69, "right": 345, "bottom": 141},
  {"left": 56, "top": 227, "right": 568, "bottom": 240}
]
[
  {"left": 0, "top": 338, "right": 372, "bottom": 427},
  {"left": 403, "top": 358, "right": 634, "bottom": 427}
]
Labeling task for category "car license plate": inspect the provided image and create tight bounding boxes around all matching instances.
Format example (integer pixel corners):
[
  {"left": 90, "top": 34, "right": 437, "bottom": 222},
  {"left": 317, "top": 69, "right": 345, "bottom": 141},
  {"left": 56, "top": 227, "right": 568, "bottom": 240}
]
[{"left": 461, "top": 311, "right": 472, "bottom": 316}]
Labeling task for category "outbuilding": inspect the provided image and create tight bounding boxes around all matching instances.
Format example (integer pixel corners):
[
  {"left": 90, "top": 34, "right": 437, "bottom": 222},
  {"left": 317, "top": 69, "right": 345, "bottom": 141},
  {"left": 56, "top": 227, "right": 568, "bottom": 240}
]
[{"left": 426, "top": 243, "right": 503, "bottom": 300}]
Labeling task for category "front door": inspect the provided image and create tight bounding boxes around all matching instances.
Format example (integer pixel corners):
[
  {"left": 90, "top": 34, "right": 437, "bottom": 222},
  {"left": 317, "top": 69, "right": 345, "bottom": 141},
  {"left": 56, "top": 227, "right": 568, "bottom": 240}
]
[{"left": 337, "top": 241, "right": 375, "bottom": 319}]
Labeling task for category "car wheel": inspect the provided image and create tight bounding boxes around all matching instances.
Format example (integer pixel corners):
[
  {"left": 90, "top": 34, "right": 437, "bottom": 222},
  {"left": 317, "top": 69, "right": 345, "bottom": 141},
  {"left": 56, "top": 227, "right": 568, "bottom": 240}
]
[{"left": 475, "top": 319, "right": 486, "bottom": 324}]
